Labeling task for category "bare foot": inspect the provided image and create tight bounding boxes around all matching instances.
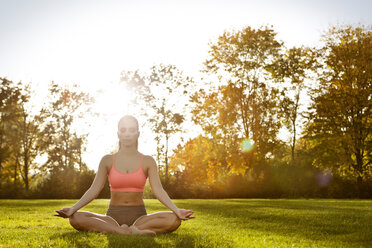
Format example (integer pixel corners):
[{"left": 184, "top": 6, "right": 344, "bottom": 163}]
[
  {"left": 118, "top": 224, "right": 131, "bottom": 234},
  {"left": 129, "top": 225, "right": 156, "bottom": 235}
]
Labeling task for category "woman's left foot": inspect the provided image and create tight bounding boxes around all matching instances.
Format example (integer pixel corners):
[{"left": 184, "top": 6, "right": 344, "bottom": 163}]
[{"left": 129, "top": 225, "right": 156, "bottom": 235}]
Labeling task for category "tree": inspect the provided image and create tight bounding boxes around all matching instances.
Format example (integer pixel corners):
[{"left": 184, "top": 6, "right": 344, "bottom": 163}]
[
  {"left": 0, "top": 79, "right": 47, "bottom": 194},
  {"left": 194, "top": 26, "right": 284, "bottom": 179},
  {"left": 120, "top": 65, "right": 193, "bottom": 186},
  {"left": 40, "top": 82, "right": 93, "bottom": 173},
  {"left": 8, "top": 83, "right": 47, "bottom": 191},
  {"left": 0, "top": 78, "right": 25, "bottom": 189},
  {"left": 120, "top": 70, "right": 151, "bottom": 115},
  {"left": 36, "top": 82, "right": 94, "bottom": 197},
  {"left": 306, "top": 25, "right": 372, "bottom": 187},
  {"left": 269, "top": 46, "right": 316, "bottom": 165},
  {"left": 146, "top": 64, "right": 192, "bottom": 186},
  {"left": 168, "top": 135, "right": 228, "bottom": 197}
]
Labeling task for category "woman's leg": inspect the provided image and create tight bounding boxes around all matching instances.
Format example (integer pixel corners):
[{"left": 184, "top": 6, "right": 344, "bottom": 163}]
[
  {"left": 69, "top": 211, "right": 130, "bottom": 234},
  {"left": 132, "top": 211, "right": 181, "bottom": 234}
]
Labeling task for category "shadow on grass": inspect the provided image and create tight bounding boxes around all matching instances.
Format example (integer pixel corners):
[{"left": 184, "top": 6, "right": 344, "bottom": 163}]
[
  {"left": 0, "top": 199, "right": 77, "bottom": 208},
  {"left": 192, "top": 198, "right": 372, "bottom": 213},
  {"left": 50, "top": 230, "right": 196, "bottom": 248},
  {"left": 50, "top": 231, "right": 97, "bottom": 247},
  {"left": 106, "top": 232, "right": 196, "bottom": 248},
  {"left": 188, "top": 199, "right": 372, "bottom": 246}
]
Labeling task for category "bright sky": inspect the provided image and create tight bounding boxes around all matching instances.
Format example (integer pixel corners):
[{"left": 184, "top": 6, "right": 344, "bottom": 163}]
[{"left": 0, "top": 0, "right": 371, "bottom": 171}]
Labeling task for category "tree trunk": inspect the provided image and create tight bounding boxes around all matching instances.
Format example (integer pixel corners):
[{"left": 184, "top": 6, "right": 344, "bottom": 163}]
[
  {"left": 291, "top": 122, "right": 296, "bottom": 165},
  {"left": 291, "top": 88, "right": 300, "bottom": 166},
  {"left": 356, "top": 174, "right": 363, "bottom": 198},
  {"left": 24, "top": 150, "right": 29, "bottom": 191},
  {"left": 14, "top": 157, "right": 18, "bottom": 185},
  {"left": 165, "top": 134, "right": 169, "bottom": 186},
  {"left": 79, "top": 145, "right": 82, "bottom": 173}
]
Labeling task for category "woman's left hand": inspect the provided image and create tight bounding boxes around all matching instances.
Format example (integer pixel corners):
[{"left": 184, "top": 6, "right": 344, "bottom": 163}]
[
  {"left": 174, "top": 208, "right": 195, "bottom": 220},
  {"left": 54, "top": 207, "right": 75, "bottom": 218}
]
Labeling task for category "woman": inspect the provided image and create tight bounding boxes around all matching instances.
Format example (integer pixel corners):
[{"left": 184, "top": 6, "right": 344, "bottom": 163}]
[{"left": 54, "top": 115, "right": 195, "bottom": 235}]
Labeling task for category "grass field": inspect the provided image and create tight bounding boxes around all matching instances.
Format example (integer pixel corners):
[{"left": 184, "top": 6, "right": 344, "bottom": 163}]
[{"left": 0, "top": 199, "right": 371, "bottom": 248}]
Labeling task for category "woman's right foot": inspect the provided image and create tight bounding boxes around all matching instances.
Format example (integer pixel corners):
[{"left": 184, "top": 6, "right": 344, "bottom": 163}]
[{"left": 118, "top": 224, "right": 131, "bottom": 234}]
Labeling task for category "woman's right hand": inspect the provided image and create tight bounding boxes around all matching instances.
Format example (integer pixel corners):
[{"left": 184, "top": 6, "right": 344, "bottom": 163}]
[
  {"left": 54, "top": 207, "right": 76, "bottom": 218},
  {"left": 174, "top": 208, "right": 195, "bottom": 220}
]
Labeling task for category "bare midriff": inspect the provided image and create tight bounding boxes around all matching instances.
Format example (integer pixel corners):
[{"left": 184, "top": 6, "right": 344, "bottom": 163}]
[{"left": 109, "top": 192, "right": 144, "bottom": 206}]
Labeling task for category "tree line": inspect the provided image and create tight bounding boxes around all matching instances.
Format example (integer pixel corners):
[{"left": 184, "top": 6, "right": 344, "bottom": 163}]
[{"left": 0, "top": 24, "right": 371, "bottom": 198}]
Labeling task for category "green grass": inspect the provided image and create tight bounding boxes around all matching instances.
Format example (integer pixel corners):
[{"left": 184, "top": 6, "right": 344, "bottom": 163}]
[{"left": 0, "top": 199, "right": 371, "bottom": 248}]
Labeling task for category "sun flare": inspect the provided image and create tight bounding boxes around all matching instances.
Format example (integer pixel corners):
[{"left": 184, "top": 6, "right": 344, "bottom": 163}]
[
  {"left": 94, "top": 82, "right": 132, "bottom": 120},
  {"left": 240, "top": 138, "right": 255, "bottom": 152}
]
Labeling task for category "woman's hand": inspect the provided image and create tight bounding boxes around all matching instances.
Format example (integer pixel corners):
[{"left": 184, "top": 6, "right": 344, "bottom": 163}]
[
  {"left": 54, "top": 207, "right": 76, "bottom": 218},
  {"left": 174, "top": 208, "right": 195, "bottom": 220}
]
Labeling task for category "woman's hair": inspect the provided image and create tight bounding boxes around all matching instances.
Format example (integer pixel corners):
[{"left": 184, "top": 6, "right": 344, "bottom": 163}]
[{"left": 118, "top": 115, "right": 139, "bottom": 150}]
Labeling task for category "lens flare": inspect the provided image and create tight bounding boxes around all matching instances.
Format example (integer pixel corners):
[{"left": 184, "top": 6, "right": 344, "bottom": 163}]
[
  {"left": 240, "top": 138, "right": 255, "bottom": 152},
  {"left": 315, "top": 169, "right": 333, "bottom": 187}
]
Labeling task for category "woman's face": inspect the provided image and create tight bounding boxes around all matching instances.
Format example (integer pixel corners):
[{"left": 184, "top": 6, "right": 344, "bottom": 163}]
[{"left": 117, "top": 119, "right": 139, "bottom": 147}]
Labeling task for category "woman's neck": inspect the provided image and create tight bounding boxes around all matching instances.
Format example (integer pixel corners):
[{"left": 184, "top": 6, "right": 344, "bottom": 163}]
[{"left": 118, "top": 146, "right": 139, "bottom": 156}]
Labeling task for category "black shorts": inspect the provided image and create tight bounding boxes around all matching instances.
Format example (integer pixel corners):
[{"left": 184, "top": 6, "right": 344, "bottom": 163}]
[{"left": 106, "top": 205, "right": 147, "bottom": 226}]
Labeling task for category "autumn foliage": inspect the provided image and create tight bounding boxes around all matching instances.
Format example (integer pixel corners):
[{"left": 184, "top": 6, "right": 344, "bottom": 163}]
[{"left": 0, "top": 24, "right": 371, "bottom": 198}]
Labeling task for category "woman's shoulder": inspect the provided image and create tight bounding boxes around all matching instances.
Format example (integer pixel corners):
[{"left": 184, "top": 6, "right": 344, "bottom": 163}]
[
  {"left": 141, "top": 153, "right": 157, "bottom": 167},
  {"left": 102, "top": 153, "right": 114, "bottom": 160},
  {"left": 140, "top": 152, "right": 154, "bottom": 160},
  {"left": 100, "top": 154, "right": 114, "bottom": 167}
]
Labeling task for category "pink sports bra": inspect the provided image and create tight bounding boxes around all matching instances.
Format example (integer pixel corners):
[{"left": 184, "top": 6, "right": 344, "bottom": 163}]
[{"left": 108, "top": 154, "right": 146, "bottom": 192}]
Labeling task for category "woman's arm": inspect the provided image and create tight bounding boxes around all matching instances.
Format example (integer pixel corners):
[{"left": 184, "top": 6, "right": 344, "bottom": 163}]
[
  {"left": 148, "top": 156, "right": 179, "bottom": 212},
  {"left": 55, "top": 155, "right": 110, "bottom": 217},
  {"left": 147, "top": 156, "right": 195, "bottom": 221}
]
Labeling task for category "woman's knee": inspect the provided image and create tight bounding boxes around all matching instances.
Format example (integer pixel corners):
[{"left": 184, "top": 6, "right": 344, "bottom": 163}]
[
  {"left": 69, "top": 212, "right": 84, "bottom": 230},
  {"left": 168, "top": 212, "right": 181, "bottom": 231}
]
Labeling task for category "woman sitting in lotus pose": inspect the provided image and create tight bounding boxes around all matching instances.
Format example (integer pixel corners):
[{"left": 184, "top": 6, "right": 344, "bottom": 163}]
[{"left": 54, "top": 115, "right": 195, "bottom": 235}]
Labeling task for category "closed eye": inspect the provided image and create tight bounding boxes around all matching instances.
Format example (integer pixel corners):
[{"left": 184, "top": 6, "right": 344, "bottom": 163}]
[{"left": 120, "top": 128, "right": 136, "bottom": 132}]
